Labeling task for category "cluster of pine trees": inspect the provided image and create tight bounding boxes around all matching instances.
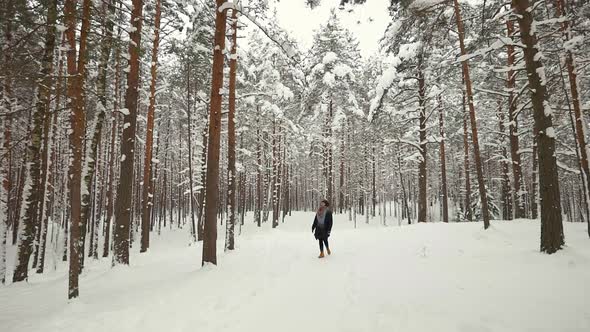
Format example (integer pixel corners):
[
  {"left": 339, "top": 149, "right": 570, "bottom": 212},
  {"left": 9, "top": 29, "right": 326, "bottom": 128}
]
[{"left": 0, "top": 0, "right": 588, "bottom": 298}]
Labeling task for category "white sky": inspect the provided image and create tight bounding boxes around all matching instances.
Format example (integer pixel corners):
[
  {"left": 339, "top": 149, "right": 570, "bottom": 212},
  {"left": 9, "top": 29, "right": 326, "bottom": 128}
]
[{"left": 271, "top": 0, "right": 392, "bottom": 58}]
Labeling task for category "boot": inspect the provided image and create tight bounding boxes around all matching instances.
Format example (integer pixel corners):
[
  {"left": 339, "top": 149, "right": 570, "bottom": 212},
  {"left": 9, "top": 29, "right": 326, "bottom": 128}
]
[
  {"left": 318, "top": 251, "right": 324, "bottom": 258},
  {"left": 327, "top": 248, "right": 331, "bottom": 255}
]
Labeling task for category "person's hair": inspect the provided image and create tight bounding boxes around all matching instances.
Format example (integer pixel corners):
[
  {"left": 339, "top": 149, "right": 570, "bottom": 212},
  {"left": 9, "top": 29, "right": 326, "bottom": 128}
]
[{"left": 321, "top": 199, "right": 330, "bottom": 207}]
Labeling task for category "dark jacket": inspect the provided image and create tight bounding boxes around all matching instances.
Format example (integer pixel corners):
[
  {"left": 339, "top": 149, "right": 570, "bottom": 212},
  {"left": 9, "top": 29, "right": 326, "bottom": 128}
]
[{"left": 312, "top": 210, "right": 333, "bottom": 240}]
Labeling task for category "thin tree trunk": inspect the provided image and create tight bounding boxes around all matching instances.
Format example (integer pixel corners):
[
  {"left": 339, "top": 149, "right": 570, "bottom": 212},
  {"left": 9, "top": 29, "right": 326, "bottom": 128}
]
[
  {"left": 103, "top": 44, "right": 121, "bottom": 258},
  {"left": 372, "top": 145, "right": 376, "bottom": 217},
  {"left": 462, "top": 89, "right": 472, "bottom": 221},
  {"left": 197, "top": 123, "right": 207, "bottom": 240},
  {"left": 452, "top": 0, "right": 490, "bottom": 228},
  {"left": 225, "top": 8, "right": 238, "bottom": 251},
  {"left": 438, "top": 94, "right": 449, "bottom": 223},
  {"left": 554, "top": 0, "right": 590, "bottom": 237},
  {"left": 186, "top": 62, "right": 197, "bottom": 243},
  {"left": 498, "top": 100, "right": 513, "bottom": 220},
  {"left": 327, "top": 99, "right": 333, "bottom": 206},
  {"left": 255, "top": 107, "right": 262, "bottom": 227},
  {"left": 339, "top": 131, "right": 345, "bottom": 213},
  {"left": 141, "top": 0, "right": 162, "bottom": 252},
  {"left": 417, "top": 67, "right": 427, "bottom": 223},
  {"left": 531, "top": 134, "right": 539, "bottom": 219},
  {"left": 506, "top": 19, "right": 526, "bottom": 218}
]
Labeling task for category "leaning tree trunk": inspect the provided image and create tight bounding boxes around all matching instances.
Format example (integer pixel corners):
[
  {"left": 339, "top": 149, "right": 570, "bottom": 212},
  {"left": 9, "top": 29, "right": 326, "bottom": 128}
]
[
  {"left": 225, "top": 8, "right": 238, "bottom": 251},
  {"left": 506, "top": 19, "right": 526, "bottom": 218},
  {"left": 13, "top": 0, "right": 58, "bottom": 282},
  {"left": 453, "top": 0, "right": 490, "bottom": 228},
  {"left": 512, "top": 0, "right": 564, "bottom": 253},
  {"left": 114, "top": 0, "right": 143, "bottom": 265},
  {"left": 202, "top": 0, "right": 228, "bottom": 265}
]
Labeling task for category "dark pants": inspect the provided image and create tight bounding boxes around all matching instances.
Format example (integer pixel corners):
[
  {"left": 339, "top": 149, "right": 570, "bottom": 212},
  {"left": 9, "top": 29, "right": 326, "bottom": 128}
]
[{"left": 319, "top": 238, "right": 329, "bottom": 252}]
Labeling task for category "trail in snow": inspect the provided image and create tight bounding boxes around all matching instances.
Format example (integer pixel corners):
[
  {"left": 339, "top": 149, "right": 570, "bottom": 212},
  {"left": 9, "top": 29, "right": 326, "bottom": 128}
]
[{"left": 1, "top": 212, "right": 590, "bottom": 332}]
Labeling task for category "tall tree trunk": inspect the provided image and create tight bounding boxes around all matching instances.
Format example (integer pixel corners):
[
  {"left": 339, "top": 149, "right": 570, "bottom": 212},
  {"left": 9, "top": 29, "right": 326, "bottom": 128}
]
[
  {"left": 255, "top": 109, "right": 262, "bottom": 227},
  {"left": 13, "top": 0, "right": 58, "bottom": 282},
  {"left": 202, "top": 0, "right": 228, "bottom": 265},
  {"left": 506, "top": 19, "right": 526, "bottom": 218},
  {"left": 197, "top": 123, "right": 207, "bottom": 240},
  {"left": 438, "top": 94, "right": 449, "bottom": 223},
  {"left": 63, "top": 0, "right": 91, "bottom": 298},
  {"left": 80, "top": 0, "right": 117, "bottom": 265},
  {"left": 397, "top": 152, "right": 411, "bottom": 224},
  {"left": 103, "top": 43, "right": 121, "bottom": 258},
  {"left": 462, "top": 89, "right": 472, "bottom": 221},
  {"left": 272, "top": 122, "right": 281, "bottom": 228},
  {"left": 417, "top": 68, "right": 427, "bottom": 223},
  {"left": 141, "top": 0, "right": 162, "bottom": 253},
  {"left": 225, "top": 8, "right": 238, "bottom": 251},
  {"left": 512, "top": 0, "right": 564, "bottom": 253},
  {"left": 531, "top": 134, "right": 539, "bottom": 219},
  {"left": 371, "top": 145, "right": 376, "bottom": 217},
  {"left": 339, "top": 131, "right": 345, "bottom": 213},
  {"left": 554, "top": 0, "right": 589, "bottom": 237},
  {"left": 186, "top": 62, "right": 197, "bottom": 243},
  {"left": 453, "top": 0, "right": 490, "bottom": 228},
  {"left": 498, "top": 100, "right": 513, "bottom": 220},
  {"left": 327, "top": 99, "right": 333, "bottom": 206},
  {"left": 114, "top": 0, "right": 143, "bottom": 265},
  {"left": 1, "top": 0, "right": 14, "bottom": 283}
]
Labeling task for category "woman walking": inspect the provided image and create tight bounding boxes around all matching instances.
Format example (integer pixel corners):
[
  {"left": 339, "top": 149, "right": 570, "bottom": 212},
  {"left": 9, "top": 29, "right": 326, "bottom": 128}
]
[{"left": 312, "top": 199, "right": 333, "bottom": 258}]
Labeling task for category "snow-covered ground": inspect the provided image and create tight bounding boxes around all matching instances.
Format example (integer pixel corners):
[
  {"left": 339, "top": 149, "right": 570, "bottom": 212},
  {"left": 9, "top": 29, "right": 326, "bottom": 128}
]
[{"left": 1, "top": 212, "right": 590, "bottom": 332}]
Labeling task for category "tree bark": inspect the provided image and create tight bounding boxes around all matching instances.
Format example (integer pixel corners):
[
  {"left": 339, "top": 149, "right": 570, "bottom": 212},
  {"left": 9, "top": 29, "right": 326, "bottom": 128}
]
[
  {"left": 202, "top": 0, "right": 228, "bottom": 265},
  {"left": 225, "top": 8, "right": 238, "bottom": 251},
  {"left": 438, "top": 94, "right": 449, "bottom": 223},
  {"left": 0, "top": 0, "right": 14, "bottom": 284},
  {"left": 140, "top": 0, "right": 162, "bottom": 253},
  {"left": 497, "top": 100, "right": 513, "bottom": 220},
  {"left": 186, "top": 62, "right": 197, "bottom": 243},
  {"left": 506, "top": 19, "right": 526, "bottom": 218},
  {"left": 197, "top": 123, "right": 207, "bottom": 240},
  {"left": 512, "top": 0, "right": 564, "bottom": 253},
  {"left": 255, "top": 108, "right": 262, "bottom": 227},
  {"left": 417, "top": 68, "right": 427, "bottom": 223},
  {"left": 114, "top": 0, "right": 143, "bottom": 265},
  {"left": 63, "top": 0, "right": 91, "bottom": 298}
]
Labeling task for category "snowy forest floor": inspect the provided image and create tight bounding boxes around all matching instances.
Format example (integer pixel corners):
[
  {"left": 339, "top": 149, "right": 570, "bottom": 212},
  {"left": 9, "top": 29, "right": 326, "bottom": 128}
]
[{"left": 1, "top": 212, "right": 590, "bottom": 332}]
